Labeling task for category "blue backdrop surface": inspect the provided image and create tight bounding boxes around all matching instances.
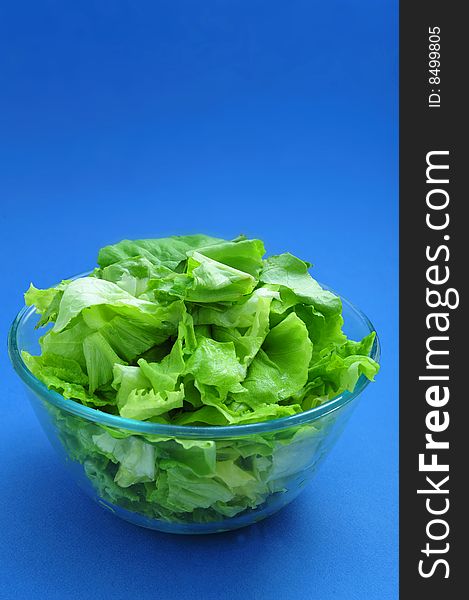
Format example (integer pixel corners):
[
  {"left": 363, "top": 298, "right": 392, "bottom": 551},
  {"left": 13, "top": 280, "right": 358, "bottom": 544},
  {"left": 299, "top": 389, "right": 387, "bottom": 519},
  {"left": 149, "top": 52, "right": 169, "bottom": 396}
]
[{"left": 0, "top": 2, "right": 398, "bottom": 599}]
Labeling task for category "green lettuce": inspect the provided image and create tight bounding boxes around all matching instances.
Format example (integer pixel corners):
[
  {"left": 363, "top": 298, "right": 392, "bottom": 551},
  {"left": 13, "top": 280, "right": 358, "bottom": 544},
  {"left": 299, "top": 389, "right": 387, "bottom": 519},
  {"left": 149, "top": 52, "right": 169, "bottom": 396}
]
[{"left": 23, "top": 234, "right": 379, "bottom": 524}]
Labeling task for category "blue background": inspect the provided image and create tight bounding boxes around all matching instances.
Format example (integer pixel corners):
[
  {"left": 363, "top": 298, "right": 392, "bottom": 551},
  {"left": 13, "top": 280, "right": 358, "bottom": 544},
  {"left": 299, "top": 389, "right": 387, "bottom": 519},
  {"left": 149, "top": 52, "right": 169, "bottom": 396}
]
[{"left": 0, "top": 1, "right": 398, "bottom": 599}]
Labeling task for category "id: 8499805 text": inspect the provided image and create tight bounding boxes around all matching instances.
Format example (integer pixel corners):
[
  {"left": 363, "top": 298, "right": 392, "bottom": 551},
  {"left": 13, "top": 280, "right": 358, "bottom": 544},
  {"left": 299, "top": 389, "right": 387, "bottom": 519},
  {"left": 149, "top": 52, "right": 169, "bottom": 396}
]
[{"left": 428, "top": 26, "right": 441, "bottom": 108}]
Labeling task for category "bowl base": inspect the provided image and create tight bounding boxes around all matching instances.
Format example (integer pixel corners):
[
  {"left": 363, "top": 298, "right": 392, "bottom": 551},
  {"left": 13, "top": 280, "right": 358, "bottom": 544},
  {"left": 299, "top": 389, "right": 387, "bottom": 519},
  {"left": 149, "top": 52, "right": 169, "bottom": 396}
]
[{"left": 94, "top": 490, "right": 302, "bottom": 535}]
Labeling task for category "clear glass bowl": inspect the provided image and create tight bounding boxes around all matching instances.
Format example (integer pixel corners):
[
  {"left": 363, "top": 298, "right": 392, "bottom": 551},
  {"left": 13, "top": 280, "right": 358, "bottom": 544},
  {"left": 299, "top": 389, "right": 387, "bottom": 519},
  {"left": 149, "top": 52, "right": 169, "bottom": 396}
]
[{"left": 8, "top": 288, "right": 379, "bottom": 534}]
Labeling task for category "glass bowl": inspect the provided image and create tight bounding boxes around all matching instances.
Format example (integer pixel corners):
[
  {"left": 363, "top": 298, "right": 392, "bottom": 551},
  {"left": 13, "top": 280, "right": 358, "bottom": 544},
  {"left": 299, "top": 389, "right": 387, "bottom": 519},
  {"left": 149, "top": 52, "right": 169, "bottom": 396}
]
[{"left": 8, "top": 286, "right": 379, "bottom": 534}]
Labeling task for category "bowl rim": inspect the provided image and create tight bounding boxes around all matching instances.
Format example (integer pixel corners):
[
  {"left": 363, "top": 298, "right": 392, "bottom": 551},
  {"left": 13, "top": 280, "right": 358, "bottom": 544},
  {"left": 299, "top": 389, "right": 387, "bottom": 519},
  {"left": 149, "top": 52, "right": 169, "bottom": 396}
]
[{"left": 8, "top": 276, "right": 380, "bottom": 439}]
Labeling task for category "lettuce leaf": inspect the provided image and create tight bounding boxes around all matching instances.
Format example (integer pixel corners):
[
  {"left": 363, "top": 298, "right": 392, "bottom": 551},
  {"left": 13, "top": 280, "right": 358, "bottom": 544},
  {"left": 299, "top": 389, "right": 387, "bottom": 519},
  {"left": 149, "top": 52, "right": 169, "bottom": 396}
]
[
  {"left": 260, "top": 253, "right": 341, "bottom": 316},
  {"left": 97, "top": 234, "right": 225, "bottom": 270}
]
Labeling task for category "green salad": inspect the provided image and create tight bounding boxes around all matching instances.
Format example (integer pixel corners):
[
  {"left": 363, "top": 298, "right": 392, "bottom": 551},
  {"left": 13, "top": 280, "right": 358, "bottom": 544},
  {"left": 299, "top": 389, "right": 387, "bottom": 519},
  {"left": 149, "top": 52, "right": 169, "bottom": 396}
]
[{"left": 22, "top": 234, "right": 379, "bottom": 523}]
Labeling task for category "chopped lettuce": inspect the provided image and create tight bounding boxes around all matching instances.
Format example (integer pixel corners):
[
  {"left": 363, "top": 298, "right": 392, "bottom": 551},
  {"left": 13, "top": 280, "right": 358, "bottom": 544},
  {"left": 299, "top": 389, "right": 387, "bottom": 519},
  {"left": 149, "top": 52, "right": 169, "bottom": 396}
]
[{"left": 22, "top": 234, "right": 379, "bottom": 524}]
